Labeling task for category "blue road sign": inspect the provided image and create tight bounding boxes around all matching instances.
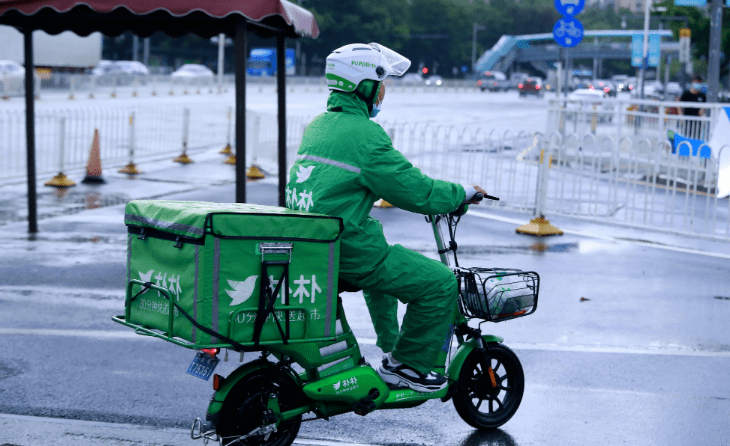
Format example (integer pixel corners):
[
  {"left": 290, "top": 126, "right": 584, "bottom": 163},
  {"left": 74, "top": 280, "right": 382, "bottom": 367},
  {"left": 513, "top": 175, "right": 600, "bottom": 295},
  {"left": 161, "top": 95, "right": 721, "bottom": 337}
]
[
  {"left": 674, "top": 0, "right": 706, "bottom": 5},
  {"left": 648, "top": 34, "right": 660, "bottom": 67},
  {"left": 631, "top": 34, "right": 643, "bottom": 67},
  {"left": 555, "top": 0, "right": 585, "bottom": 16},
  {"left": 632, "top": 34, "right": 661, "bottom": 68},
  {"left": 553, "top": 17, "right": 584, "bottom": 48}
]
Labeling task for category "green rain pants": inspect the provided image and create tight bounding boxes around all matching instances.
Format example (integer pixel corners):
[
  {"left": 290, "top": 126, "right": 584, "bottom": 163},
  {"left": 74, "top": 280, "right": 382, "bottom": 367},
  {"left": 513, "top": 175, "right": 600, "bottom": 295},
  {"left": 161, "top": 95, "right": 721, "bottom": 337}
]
[{"left": 341, "top": 244, "right": 458, "bottom": 375}]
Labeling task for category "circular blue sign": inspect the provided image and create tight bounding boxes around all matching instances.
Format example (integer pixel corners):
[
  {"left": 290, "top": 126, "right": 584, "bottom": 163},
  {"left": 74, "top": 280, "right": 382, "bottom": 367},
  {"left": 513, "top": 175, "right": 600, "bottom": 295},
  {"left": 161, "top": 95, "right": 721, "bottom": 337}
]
[
  {"left": 555, "top": 0, "right": 585, "bottom": 16},
  {"left": 553, "top": 17, "right": 584, "bottom": 48}
]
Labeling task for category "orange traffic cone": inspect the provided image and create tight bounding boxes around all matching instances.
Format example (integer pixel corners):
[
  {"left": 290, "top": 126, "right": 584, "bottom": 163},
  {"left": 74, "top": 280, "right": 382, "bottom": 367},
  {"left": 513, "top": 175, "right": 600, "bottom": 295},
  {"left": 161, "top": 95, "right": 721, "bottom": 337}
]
[{"left": 82, "top": 129, "right": 105, "bottom": 184}]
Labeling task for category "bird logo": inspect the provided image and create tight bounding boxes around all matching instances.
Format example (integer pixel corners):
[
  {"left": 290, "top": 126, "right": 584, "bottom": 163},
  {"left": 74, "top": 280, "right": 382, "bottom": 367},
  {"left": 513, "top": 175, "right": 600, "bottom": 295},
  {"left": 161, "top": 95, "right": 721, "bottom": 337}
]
[
  {"left": 225, "top": 276, "right": 259, "bottom": 306},
  {"left": 295, "top": 165, "right": 315, "bottom": 183},
  {"left": 138, "top": 270, "right": 154, "bottom": 293},
  {"left": 333, "top": 381, "right": 341, "bottom": 391}
]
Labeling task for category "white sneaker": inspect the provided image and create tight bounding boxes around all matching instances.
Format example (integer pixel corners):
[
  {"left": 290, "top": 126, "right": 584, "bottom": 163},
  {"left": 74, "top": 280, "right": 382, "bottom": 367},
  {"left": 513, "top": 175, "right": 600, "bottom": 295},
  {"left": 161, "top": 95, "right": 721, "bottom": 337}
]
[{"left": 376, "top": 354, "right": 447, "bottom": 393}]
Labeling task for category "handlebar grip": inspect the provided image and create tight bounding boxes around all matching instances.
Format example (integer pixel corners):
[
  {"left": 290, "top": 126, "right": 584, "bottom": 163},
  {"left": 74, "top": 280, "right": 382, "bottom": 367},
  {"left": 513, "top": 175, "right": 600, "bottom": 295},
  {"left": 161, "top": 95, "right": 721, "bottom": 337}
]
[{"left": 472, "top": 192, "right": 483, "bottom": 202}]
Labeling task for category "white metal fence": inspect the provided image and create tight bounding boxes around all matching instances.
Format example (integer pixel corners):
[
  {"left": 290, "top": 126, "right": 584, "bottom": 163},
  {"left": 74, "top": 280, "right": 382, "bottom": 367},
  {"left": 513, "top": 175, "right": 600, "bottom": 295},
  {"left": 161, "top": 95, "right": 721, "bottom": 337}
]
[
  {"left": 1, "top": 73, "right": 482, "bottom": 99},
  {"left": 1, "top": 102, "right": 728, "bottom": 240},
  {"left": 546, "top": 97, "right": 721, "bottom": 150}
]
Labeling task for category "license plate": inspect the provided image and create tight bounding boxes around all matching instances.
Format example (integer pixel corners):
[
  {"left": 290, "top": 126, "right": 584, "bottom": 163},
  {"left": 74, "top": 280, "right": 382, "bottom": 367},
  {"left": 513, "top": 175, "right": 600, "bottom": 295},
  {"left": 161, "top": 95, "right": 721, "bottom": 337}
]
[{"left": 186, "top": 352, "right": 220, "bottom": 380}]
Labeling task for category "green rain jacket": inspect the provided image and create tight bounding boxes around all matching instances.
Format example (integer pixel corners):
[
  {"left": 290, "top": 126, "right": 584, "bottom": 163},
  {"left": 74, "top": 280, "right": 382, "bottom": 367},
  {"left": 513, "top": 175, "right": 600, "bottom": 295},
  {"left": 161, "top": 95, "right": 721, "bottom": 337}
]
[{"left": 286, "top": 91, "right": 466, "bottom": 277}]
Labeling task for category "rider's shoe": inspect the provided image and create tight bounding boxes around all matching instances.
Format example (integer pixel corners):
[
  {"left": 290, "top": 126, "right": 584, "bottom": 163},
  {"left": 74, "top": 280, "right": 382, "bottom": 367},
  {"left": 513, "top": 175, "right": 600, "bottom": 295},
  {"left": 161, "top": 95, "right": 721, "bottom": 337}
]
[{"left": 377, "top": 353, "right": 447, "bottom": 393}]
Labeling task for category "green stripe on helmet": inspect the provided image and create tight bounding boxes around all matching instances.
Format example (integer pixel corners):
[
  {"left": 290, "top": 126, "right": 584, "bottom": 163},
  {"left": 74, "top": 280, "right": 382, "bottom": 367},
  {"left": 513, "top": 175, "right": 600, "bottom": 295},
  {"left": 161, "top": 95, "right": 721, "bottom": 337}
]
[{"left": 326, "top": 73, "right": 357, "bottom": 92}]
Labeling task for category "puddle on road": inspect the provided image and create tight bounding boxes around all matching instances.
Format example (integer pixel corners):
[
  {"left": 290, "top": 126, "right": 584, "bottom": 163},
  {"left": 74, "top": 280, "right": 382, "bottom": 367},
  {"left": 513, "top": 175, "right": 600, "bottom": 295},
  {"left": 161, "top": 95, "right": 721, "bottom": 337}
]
[
  {"left": 17, "top": 235, "right": 116, "bottom": 244},
  {"left": 0, "top": 190, "right": 130, "bottom": 226},
  {"left": 49, "top": 190, "right": 129, "bottom": 210},
  {"left": 420, "top": 241, "right": 614, "bottom": 257}
]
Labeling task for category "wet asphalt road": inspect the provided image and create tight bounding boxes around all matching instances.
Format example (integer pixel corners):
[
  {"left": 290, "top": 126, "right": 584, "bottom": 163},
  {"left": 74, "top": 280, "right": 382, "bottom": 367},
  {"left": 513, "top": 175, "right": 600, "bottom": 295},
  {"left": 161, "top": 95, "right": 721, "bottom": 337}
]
[{"left": 1, "top": 176, "right": 729, "bottom": 446}]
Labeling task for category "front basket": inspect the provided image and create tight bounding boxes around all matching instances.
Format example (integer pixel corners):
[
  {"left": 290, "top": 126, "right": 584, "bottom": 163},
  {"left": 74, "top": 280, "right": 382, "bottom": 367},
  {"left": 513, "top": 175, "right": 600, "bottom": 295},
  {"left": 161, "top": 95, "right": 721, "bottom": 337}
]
[{"left": 457, "top": 268, "right": 539, "bottom": 322}]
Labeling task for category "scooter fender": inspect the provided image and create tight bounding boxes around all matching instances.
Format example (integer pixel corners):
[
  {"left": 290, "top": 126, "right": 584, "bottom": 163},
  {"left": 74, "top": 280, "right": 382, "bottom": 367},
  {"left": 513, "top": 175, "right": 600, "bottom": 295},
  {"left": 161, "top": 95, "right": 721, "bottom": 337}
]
[
  {"left": 447, "top": 335, "right": 504, "bottom": 382},
  {"left": 205, "top": 359, "right": 300, "bottom": 424}
]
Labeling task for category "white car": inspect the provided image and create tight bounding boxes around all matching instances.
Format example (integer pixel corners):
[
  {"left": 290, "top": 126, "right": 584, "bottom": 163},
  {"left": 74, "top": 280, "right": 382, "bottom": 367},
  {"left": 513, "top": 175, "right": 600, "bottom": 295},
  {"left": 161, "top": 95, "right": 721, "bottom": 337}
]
[
  {"left": 665, "top": 82, "right": 682, "bottom": 100},
  {"left": 425, "top": 75, "right": 443, "bottom": 86},
  {"left": 171, "top": 64, "right": 214, "bottom": 84},
  {"left": 0, "top": 60, "right": 25, "bottom": 95},
  {"left": 400, "top": 73, "right": 424, "bottom": 85},
  {"left": 115, "top": 61, "right": 150, "bottom": 76},
  {"left": 566, "top": 89, "right": 613, "bottom": 122}
]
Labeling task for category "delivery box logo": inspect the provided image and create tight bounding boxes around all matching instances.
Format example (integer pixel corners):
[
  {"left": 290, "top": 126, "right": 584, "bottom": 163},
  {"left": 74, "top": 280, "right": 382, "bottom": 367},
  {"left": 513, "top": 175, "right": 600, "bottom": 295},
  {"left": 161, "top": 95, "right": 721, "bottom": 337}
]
[{"left": 226, "top": 276, "right": 259, "bottom": 306}]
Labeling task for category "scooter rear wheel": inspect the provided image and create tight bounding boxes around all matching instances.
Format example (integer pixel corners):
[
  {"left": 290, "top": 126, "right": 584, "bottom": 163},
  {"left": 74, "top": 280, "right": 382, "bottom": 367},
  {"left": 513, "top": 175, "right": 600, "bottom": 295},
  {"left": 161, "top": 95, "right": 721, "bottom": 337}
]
[
  {"left": 453, "top": 343, "right": 524, "bottom": 430},
  {"left": 216, "top": 370, "right": 303, "bottom": 446}
]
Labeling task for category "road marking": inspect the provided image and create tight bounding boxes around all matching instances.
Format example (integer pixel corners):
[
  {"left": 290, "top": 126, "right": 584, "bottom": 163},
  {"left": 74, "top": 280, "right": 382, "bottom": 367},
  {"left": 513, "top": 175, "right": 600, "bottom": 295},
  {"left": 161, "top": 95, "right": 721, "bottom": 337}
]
[
  {"left": 3, "top": 328, "right": 729, "bottom": 359},
  {"left": 469, "top": 210, "right": 730, "bottom": 260},
  {"left": 359, "top": 337, "right": 730, "bottom": 358},
  {"left": 0, "top": 413, "right": 382, "bottom": 446},
  {"left": 0, "top": 328, "right": 153, "bottom": 340}
]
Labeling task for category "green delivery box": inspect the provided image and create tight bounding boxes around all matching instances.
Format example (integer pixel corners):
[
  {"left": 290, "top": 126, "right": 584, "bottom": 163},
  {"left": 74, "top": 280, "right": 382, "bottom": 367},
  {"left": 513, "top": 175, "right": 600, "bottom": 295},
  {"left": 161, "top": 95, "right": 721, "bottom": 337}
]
[{"left": 123, "top": 200, "right": 343, "bottom": 348}]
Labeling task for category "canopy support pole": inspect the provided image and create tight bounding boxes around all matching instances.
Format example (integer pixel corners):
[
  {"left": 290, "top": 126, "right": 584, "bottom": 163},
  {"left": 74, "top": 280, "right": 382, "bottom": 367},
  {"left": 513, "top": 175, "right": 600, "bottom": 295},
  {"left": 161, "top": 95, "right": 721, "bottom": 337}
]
[
  {"left": 234, "top": 19, "right": 247, "bottom": 203},
  {"left": 24, "top": 29, "right": 37, "bottom": 233},
  {"left": 277, "top": 33, "right": 287, "bottom": 207}
]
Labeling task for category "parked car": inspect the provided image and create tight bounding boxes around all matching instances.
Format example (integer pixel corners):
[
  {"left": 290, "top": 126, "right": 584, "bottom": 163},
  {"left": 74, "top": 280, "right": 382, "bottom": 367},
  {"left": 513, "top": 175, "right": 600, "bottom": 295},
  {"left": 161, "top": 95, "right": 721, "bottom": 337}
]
[
  {"left": 508, "top": 72, "right": 530, "bottom": 91},
  {"left": 632, "top": 81, "right": 664, "bottom": 99},
  {"left": 611, "top": 74, "right": 630, "bottom": 92},
  {"left": 518, "top": 77, "right": 543, "bottom": 98},
  {"left": 400, "top": 73, "right": 424, "bottom": 85},
  {"left": 115, "top": 61, "right": 150, "bottom": 76},
  {"left": 91, "top": 61, "right": 135, "bottom": 85},
  {"left": 0, "top": 60, "right": 25, "bottom": 94},
  {"left": 424, "top": 75, "right": 443, "bottom": 86},
  {"left": 593, "top": 79, "right": 616, "bottom": 97},
  {"left": 665, "top": 82, "right": 682, "bottom": 100},
  {"left": 477, "top": 71, "right": 508, "bottom": 92},
  {"left": 171, "top": 64, "right": 214, "bottom": 84},
  {"left": 565, "top": 88, "right": 613, "bottom": 122}
]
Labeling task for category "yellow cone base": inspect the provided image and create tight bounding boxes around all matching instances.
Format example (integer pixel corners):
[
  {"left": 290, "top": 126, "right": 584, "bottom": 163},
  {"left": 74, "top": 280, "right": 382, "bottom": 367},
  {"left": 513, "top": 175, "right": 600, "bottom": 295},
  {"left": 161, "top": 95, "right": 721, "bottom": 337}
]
[
  {"left": 110, "top": 93, "right": 117, "bottom": 98},
  {"left": 220, "top": 144, "right": 232, "bottom": 155},
  {"left": 224, "top": 154, "right": 237, "bottom": 165},
  {"left": 515, "top": 217, "right": 564, "bottom": 236},
  {"left": 246, "top": 165, "right": 265, "bottom": 180},
  {"left": 1, "top": 96, "right": 9, "bottom": 101},
  {"left": 373, "top": 199, "right": 394, "bottom": 208},
  {"left": 45, "top": 173, "right": 76, "bottom": 188},
  {"left": 174, "top": 153, "right": 194, "bottom": 164},
  {"left": 119, "top": 163, "right": 142, "bottom": 175},
  {"left": 152, "top": 91, "right": 157, "bottom": 96},
  {"left": 68, "top": 94, "right": 75, "bottom": 100}
]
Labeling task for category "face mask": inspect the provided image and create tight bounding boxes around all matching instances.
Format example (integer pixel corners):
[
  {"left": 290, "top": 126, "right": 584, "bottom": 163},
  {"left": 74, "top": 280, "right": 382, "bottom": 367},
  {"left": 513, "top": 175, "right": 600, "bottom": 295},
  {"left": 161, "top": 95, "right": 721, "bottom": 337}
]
[
  {"left": 370, "top": 102, "right": 381, "bottom": 118},
  {"left": 691, "top": 83, "right": 701, "bottom": 90}
]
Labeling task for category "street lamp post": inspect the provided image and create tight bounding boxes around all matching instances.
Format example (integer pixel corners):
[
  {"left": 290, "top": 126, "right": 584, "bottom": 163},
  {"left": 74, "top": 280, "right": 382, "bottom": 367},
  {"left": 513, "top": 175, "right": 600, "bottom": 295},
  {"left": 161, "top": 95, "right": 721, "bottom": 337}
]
[
  {"left": 638, "top": 0, "right": 651, "bottom": 100},
  {"left": 472, "top": 23, "right": 486, "bottom": 73},
  {"left": 707, "top": 0, "right": 723, "bottom": 103}
]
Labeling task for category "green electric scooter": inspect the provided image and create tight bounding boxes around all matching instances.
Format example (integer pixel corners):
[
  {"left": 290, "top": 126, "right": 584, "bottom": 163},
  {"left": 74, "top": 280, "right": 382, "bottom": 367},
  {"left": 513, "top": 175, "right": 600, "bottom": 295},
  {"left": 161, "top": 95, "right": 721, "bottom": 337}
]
[{"left": 116, "top": 194, "right": 539, "bottom": 446}]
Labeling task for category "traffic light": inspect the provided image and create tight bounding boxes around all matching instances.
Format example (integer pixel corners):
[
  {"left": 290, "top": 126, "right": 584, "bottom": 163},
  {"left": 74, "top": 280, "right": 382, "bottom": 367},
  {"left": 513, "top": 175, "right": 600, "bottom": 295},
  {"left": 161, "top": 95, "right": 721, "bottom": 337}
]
[{"left": 422, "top": 67, "right": 429, "bottom": 74}]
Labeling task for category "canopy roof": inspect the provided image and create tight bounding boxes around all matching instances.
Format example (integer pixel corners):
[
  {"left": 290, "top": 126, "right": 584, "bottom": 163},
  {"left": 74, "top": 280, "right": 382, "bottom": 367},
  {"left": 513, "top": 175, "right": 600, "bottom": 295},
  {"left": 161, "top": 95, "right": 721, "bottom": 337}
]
[{"left": 0, "top": 0, "right": 320, "bottom": 38}]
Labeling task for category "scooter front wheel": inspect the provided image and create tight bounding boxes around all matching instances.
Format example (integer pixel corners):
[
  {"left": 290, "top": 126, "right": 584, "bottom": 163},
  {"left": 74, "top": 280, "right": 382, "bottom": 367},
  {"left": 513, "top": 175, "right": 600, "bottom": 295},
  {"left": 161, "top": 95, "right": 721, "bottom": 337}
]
[
  {"left": 453, "top": 343, "right": 524, "bottom": 430},
  {"left": 216, "top": 370, "right": 303, "bottom": 446}
]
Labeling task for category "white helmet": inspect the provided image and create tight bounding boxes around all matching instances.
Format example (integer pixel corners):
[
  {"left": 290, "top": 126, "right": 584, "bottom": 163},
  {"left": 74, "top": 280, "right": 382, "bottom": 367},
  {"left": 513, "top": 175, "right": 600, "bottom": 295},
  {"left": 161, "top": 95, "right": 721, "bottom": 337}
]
[{"left": 325, "top": 43, "right": 411, "bottom": 94}]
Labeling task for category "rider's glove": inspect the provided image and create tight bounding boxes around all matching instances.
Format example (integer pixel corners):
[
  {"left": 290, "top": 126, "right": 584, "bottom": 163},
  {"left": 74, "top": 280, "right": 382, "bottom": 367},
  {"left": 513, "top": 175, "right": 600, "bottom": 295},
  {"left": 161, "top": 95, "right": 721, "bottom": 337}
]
[{"left": 461, "top": 184, "right": 478, "bottom": 204}]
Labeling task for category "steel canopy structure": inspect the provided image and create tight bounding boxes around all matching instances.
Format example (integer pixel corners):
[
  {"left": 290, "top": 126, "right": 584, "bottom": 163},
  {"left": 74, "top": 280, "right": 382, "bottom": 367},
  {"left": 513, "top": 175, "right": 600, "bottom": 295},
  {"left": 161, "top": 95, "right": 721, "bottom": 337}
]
[{"left": 0, "top": 0, "right": 320, "bottom": 233}]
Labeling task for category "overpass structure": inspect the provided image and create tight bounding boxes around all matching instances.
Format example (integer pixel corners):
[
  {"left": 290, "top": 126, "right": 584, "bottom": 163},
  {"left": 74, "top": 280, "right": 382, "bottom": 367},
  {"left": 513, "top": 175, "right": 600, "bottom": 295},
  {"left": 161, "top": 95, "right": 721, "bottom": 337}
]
[{"left": 476, "top": 29, "right": 675, "bottom": 77}]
